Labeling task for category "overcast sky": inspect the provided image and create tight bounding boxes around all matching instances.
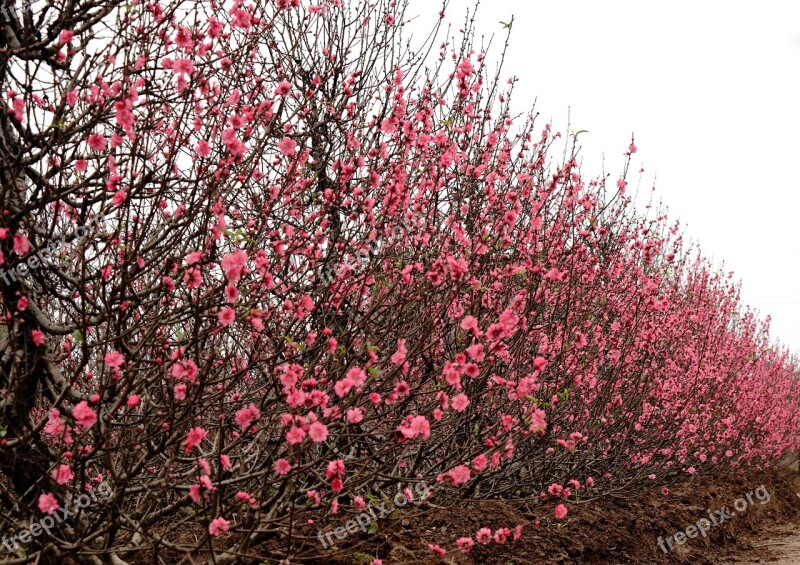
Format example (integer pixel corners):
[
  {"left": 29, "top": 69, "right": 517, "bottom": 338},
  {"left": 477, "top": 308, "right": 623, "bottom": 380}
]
[{"left": 410, "top": 0, "right": 800, "bottom": 354}]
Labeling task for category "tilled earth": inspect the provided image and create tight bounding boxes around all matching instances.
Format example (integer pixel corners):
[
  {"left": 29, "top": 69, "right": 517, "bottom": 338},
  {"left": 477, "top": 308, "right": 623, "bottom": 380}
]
[
  {"left": 107, "top": 465, "right": 800, "bottom": 564},
  {"left": 306, "top": 467, "right": 800, "bottom": 565}
]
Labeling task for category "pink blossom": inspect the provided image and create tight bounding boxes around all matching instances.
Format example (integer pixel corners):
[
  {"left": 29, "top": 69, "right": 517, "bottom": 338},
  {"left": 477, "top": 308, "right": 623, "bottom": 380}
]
[
  {"left": 104, "top": 350, "right": 125, "bottom": 368},
  {"left": 494, "top": 527, "right": 511, "bottom": 543},
  {"left": 278, "top": 137, "right": 297, "bottom": 156},
  {"left": 397, "top": 415, "right": 431, "bottom": 441},
  {"left": 380, "top": 118, "right": 397, "bottom": 134},
  {"left": 43, "top": 409, "right": 64, "bottom": 436},
  {"left": 184, "top": 427, "right": 207, "bottom": 453},
  {"left": 390, "top": 338, "right": 407, "bottom": 365},
  {"left": 286, "top": 426, "right": 306, "bottom": 444},
  {"left": 218, "top": 307, "right": 236, "bottom": 326},
  {"left": 459, "top": 315, "right": 481, "bottom": 336},
  {"left": 451, "top": 393, "right": 470, "bottom": 412},
  {"left": 346, "top": 367, "right": 366, "bottom": 386},
  {"left": 347, "top": 407, "right": 364, "bottom": 423},
  {"left": 274, "top": 81, "right": 292, "bottom": 96},
  {"left": 440, "top": 465, "right": 471, "bottom": 485},
  {"left": 65, "top": 90, "right": 78, "bottom": 108},
  {"left": 59, "top": 30, "right": 74, "bottom": 43},
  {"left": 274, "top": 458, "right": 292, "bottom": 475},
  {"left": 173, "top": 58, "right": 194, "bottom": 75},
  {"left": 31, "top": 330, "right": 45, "bottom": 346},
  {"left": 557, "top": 438, "right": 576, "bottom": 452},
  {"left": 208, "top": 516, "right": 230, "bottom": 536},
  {"left": 185, "top": 251, "right": 203, "bottom": 265},
  {"left": 234, "top": 404, "right": 261, "bottom": 429},
  {"left": 473, "top": 454, "right": 487, "bottom": 472},
  {"left": 325, "top": 459, "right": 344, "bottom": 479},
  {"left": 38, "top": 493, "right": 60, "bottom": 515},
  {"left": 126, "top": 394, "right": 140, "bottom": 407},
  {"left": 428, "top": 544, "right": 445, "bottom": 555},
  {"left": 13, "top": 233, "right": 29, "bottom": 255},
  {"left": 87, "top": 134, "right": 106, "bottom": 151},
  {"left": 456, "top": 537, "right": 474, "bottom": 554},
  {"left": 73, "top": 401, "right": 97, "bottom": 429},
  {"left": 475, "top": 527, "right": 492, "bottom": 544},
  {"left": 554, "top": 504, "right": 568, "bottom": 520},
  {"left": 334, "top": 379, "right": 354, "bottom": 397},
  {"left": 308, "top": 422, "right": 328, "bottom": 443},
  {"left": 188, "top": 484, "right": 201, "bottom": 503},
  {"left": 529, "top": 408, "right": 547, "bottom": 434},
  {"left": 235, "top": 490, "right": 253, "bottom": 503},
  {"left": 52, "top": 464, "right": 74, "bottom": 485},
  {"left": 458, "top": 57, "right": 474, "bottom": 77},
  {"left": 221, "top": 249, "right": 247, "bottom": 282},
  {"left": 225, "top": 285, "right": 239, "bottom": 302},
  {"left": 196, "top": 140, "right": 211, "bottom": 157}
]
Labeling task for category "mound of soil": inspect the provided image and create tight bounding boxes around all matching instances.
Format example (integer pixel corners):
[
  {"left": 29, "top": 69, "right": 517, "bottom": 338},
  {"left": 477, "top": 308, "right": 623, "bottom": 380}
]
[
  {"left": 300, "top": 466, "right": 800, "bottom": 565},
  {"left": 68, "top": 466, "right": 798, "bottom": 564}
]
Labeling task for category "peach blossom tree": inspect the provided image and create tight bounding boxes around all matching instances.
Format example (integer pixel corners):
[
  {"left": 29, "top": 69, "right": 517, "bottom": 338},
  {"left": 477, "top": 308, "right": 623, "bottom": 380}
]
[{"left": 0, "top": 0, "right": 798, "bottom": 563}]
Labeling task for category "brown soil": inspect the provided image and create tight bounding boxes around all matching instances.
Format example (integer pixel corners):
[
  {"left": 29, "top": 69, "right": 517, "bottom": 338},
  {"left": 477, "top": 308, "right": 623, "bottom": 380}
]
[
  {"left": 723, "top": 525, "right": 800, "bottom": 565},
  {"left": 295, "top": 467, "right": 800, "bottom": 565},
  {"left": 88, "top": 466, "right": 800, "bottom": 564}
]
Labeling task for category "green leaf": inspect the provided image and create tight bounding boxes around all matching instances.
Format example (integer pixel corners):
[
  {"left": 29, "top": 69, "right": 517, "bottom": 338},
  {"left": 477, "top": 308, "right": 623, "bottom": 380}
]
[
  {"left": 72, "top": 330, "right": 84, "bottom": 343},
  {"left": 367, "top": 522, "right": 378, "bottom": 534},
  {"left": 0, "top": 425, "right": 7, "bottom": 438}
]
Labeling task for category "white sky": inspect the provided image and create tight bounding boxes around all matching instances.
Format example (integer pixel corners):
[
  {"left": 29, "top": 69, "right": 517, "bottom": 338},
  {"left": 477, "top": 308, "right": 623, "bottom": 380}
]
[{"left": 410, "top": 0, "right": 800, "bottom": 354}]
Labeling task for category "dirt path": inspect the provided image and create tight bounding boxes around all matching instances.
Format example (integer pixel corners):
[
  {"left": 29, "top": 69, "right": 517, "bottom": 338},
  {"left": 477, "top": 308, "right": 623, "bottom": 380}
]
[{"left": 725, "top": 526, "right": 800, "bottom": 564}]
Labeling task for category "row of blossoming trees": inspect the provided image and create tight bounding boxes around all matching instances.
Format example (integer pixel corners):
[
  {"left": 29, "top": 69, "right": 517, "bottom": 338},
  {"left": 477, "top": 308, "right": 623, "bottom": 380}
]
[{"left": 0, "top": 0, "right": 798, "bottom": 562}]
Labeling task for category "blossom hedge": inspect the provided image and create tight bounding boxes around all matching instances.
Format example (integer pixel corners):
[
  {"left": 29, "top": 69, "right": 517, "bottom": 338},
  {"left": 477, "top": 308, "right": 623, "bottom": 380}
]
[{"left": 0, "top": 0, "right": 797, "bottom": 562}]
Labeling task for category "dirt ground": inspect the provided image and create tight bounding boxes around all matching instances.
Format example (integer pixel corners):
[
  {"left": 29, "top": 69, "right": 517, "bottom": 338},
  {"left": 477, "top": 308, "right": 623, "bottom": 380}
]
[
  {"left": 297, "top": 466, "right": 800, "bottom": 565},
  {"left": 100, "top": 465, "right": 800, "bottom": 564},
  {"left": 724, "top": 525, "right": 800, "bottom": 565}
]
